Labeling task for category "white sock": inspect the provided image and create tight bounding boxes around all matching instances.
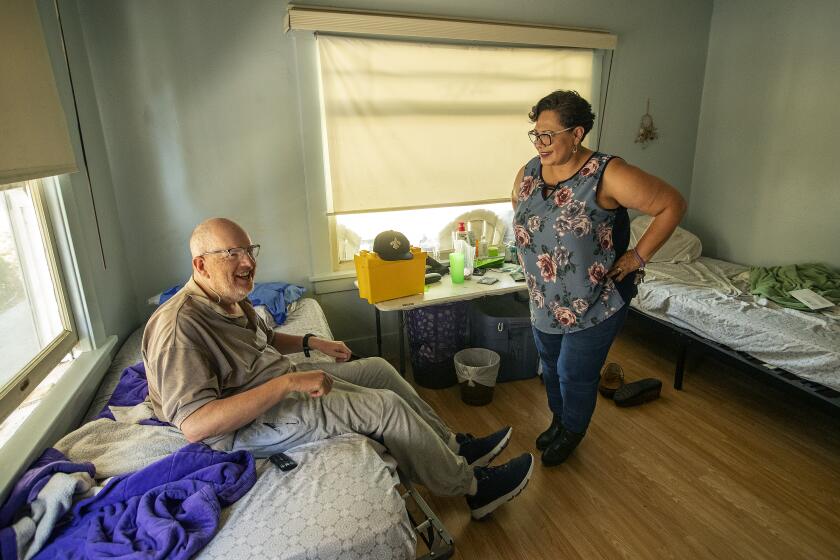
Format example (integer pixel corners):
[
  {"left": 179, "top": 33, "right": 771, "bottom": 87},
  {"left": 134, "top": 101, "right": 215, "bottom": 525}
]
[
  {"left": 447, "top": 432, "right": 459, "bottom": 453},
  {"left": 467, "top": 476, "right": 478, "bottom": 496}
]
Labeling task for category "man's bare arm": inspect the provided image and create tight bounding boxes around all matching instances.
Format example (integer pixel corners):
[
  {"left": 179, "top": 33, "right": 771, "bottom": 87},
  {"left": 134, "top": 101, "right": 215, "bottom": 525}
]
[
  {"left": 179, "top": 370, "right": 332, "bottom": 443},
  {"left": 271, "top": 332, "right": 306, "bottom": 354},
  {"left": 271, "top": 332, "right": 351, "bottom": 361}
]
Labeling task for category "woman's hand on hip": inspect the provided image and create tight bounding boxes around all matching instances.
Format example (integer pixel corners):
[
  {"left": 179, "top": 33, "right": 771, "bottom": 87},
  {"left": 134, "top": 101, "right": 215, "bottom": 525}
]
[{"left": 607, "top": 251, "right": 640, "bottom": 282}]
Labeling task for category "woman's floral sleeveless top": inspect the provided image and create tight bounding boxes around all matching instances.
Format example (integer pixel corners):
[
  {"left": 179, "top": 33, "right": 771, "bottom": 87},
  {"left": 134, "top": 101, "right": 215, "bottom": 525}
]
[{"left": 513, "top": 152, "right": 627, "bottom": 334}]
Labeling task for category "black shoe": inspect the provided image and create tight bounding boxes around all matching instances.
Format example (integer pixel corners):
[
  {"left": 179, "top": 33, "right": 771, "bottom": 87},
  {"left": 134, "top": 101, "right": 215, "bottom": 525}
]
[
  {"left": 536, "top": 415, "right": 563, "bottom": 451},
  {"left": 457, "top": 426, "right": 512, "bottom": 467},
  {"left": 467, "top": 453, "right": 534, "bottom": 520},
  {"left": 541, "top": 428, "right": 584, "bottom": 467},
  {"left": 614, "top": 378, "right": 662, "bottom": 407}
]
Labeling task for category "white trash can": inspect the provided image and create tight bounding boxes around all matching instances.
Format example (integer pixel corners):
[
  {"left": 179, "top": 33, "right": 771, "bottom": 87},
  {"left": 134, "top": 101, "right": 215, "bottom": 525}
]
[{"left": 454, "top": 348, "right": 500, "bottom": 406}]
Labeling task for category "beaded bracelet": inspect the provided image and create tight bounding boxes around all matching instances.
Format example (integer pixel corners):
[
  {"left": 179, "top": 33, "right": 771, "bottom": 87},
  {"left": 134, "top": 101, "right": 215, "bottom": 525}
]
[{"left": 631, "top": 247, "right": 646, "bottom": 269}]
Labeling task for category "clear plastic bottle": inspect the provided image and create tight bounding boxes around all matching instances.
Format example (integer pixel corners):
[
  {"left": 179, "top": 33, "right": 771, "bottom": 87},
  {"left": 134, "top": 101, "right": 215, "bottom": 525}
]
[
  {"left": 455, "top": 221, "right": 469, "bottom": 245},
  {"left": 478, "top": 235, "right": 488, "bottom": 259}
]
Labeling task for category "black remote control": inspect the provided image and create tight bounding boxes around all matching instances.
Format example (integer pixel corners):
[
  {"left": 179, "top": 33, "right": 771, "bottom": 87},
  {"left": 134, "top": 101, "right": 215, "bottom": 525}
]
[{"left": 269, "top": 452, "right": 298, "bottom": 471}]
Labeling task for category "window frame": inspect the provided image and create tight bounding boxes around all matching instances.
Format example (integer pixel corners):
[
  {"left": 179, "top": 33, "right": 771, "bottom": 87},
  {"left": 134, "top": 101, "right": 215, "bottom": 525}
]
[
  {"left": 0, "top": 178, "right": 78, "bottom": 423},
  {"left": 290, "top": 10, "right": 615, "bottom": 277}
]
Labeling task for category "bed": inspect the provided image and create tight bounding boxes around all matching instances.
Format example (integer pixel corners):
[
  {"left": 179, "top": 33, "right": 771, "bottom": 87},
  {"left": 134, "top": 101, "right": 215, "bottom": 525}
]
[
  {"left": 50, "top": 298, "right": 452, "bottom": 559},
  {"left": 628, "top": 218, "right": 840, "bottom": 411}
]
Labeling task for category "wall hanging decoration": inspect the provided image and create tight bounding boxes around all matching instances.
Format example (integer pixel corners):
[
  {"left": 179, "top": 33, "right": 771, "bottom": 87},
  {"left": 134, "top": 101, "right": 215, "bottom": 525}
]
[{"left": 635, "top": 98, "right": 658, "bottom": 147}]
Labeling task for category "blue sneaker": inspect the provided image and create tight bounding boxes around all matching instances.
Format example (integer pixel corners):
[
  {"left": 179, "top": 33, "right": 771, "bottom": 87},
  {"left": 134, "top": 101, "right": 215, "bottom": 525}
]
[
  {"left": 457, "top": 426, "right": 513, "bottom": 467},
  {"left": 466, "top": 453, "right": 534, "bottom": 520}
]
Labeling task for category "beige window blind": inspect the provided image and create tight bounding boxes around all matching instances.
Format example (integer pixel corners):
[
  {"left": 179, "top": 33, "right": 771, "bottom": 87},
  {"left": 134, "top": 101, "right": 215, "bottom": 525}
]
[
  {"left": 317, "top": 35, "right": 597, "bottom": 215},
  {"left": 0, "top": 0, "right": 77, "bottom": 187},
  {"left": 287, "top": 6, "right": 617, "bottom": 50}
]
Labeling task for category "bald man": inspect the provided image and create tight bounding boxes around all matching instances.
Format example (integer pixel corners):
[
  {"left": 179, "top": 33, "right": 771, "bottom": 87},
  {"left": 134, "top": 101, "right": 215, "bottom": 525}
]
[{"left": 142, "top": 218, "right": 533, "bottom": 520}]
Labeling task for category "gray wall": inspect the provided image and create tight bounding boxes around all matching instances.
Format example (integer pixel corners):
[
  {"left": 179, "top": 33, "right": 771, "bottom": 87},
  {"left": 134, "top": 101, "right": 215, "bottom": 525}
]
[
  {"left": 37, "top": 0, "right": 139, "bottom": 343},
  {"left": 68, "top": 0, "right": 713, "bottom": 341},
  {"left": 686, "top": 0, "right": 840, "bottom": 267}
]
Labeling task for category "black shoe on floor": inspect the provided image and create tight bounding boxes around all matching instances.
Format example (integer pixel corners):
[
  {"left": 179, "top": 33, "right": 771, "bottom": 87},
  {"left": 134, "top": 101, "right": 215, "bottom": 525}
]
[
  {"left": 467, "top": 453, "right": 534, "bottom": 520},
  {"left": 541, "top": 428, "right": 584, "bottom": 467},
  {"left": 457, "top": 426, "right": 512, "bottom": 467},
  {"left": 614, "top": 378, "right": 662, "bottom": 407},
  {"left": 536, "top": 415, "right": 563, "bottom": 451}
]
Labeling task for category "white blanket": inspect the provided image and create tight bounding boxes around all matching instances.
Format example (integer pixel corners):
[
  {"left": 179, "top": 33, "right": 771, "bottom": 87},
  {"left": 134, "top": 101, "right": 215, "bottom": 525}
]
[
  {"left": 54, "top": 414, "right": 188, "bottom": 479},
  {"left": 11, "top": 472, "right": 94, "bottom": 560}
]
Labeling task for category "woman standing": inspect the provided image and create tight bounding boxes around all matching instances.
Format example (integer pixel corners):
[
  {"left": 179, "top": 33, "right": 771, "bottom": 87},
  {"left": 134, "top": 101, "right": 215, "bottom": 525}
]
[{"left": 512, "top": 90, "right": 686, "bottom": 466}]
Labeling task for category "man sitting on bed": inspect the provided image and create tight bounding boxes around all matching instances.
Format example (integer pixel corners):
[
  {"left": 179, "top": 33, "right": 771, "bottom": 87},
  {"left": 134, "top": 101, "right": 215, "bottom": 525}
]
[{"left": 142, "top": 217, "right": 533, "bottom": 520}]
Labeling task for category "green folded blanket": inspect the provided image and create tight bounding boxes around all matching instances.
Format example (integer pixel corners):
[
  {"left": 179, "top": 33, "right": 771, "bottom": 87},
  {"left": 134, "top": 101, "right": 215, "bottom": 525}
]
[{"left": 749, "top": 263, "right": 840, "bottom": 311}]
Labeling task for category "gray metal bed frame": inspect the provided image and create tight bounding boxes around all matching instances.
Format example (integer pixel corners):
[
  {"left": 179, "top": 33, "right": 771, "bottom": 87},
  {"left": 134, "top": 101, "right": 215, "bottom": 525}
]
[{"left": 628, "top": 307, "right": 840, "bottom": 415}]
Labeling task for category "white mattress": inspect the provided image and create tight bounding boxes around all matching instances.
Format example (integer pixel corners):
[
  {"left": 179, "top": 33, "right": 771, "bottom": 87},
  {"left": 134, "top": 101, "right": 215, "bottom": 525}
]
[
  {"left": 200, "top": 435, "right": 414, "bottom": 560},
  {"left": 81, "top": 297, "right": 415, "bottom": 559},
  {"left": 631, "top": 258, "right": 840, "bottom": 391}
]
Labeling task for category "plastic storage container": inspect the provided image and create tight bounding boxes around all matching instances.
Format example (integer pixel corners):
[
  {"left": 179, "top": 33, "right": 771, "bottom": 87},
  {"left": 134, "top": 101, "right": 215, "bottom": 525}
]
[
  {"left": 468, "top": 294, "right": 539, "bottom": 382},
  {"left": 406, "top": 302, "right": 469, "bottom": 389},
  {"left": 354, "top": 247, "right": 426, "bottom": 304},
  {"left": 454, "top": 348, "right": 500, "bottom": 406}
]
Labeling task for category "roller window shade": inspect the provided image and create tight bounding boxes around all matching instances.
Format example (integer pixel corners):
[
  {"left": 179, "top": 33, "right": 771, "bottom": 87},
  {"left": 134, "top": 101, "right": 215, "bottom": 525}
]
[
  {"left": 0, "top": 0, "right": 77, "bottom": 187},
  {"left": 317, "top": 35, "right": 597, "bottom": 215},
  {"left": 287, "top": 6, "right": 617, "bottom": 50}
]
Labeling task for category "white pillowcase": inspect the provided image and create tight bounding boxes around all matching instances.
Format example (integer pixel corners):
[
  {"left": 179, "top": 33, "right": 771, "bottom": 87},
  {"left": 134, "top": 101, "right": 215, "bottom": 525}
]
[{"left": 630, "top": 215, "right": 702, "bottom": 264}]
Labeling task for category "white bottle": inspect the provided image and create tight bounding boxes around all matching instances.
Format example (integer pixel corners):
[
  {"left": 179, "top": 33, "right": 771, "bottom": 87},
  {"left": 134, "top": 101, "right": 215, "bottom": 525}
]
[{"left": 454, "top": 221, "right": 469, "bottom": 245}]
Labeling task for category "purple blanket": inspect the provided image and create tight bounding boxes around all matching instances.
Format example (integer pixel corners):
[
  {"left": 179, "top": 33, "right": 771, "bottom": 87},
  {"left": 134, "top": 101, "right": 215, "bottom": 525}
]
[
  {"left": 95, "top": 362, "right": 168, "bottom": 427},
  {"left": 1, "top": 364, "right": 256, "bottom": 559},
  {"left": 35, "top": 444, "right": 256, "bottom": 559},
  {"left": 0, "top": 449, "right": 94, "bottom": 560}
]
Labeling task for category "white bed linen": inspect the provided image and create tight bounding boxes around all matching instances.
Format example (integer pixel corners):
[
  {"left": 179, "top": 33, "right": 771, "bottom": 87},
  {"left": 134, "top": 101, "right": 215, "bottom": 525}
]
[
  {"left": 78, "top": 297, "right": 415, "bottom": 559},
  {"left": 632, "top": 258, "right": 840, "bottom": 391},
  {"left": 200, "top": 435, "right": 414, "bottom": 560}
]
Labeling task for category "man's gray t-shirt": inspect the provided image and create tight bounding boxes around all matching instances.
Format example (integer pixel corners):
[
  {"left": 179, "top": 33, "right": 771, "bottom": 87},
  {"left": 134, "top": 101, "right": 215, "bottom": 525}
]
[{"left": 142, "top": 277, "right": 294, "bottom": 429}]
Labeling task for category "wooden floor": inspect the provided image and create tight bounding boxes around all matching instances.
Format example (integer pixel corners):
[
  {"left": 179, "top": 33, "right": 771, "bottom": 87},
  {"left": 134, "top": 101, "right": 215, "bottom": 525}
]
[{"left": 408, "top": 316, "right": 840, "bottom": 560}]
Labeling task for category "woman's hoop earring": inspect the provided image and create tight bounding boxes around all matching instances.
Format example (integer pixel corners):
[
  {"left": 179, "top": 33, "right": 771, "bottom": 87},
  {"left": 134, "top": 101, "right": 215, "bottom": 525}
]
[{"left": 572, "top": 143, "right": 579, "bottom": 154}]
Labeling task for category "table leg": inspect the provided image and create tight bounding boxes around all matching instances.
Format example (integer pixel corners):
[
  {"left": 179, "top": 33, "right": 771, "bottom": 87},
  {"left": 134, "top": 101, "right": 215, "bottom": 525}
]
[
  {"left": 399, "top": 310, "right": 406, "bottom": 375},
  {"left": 375, "top": 308, "right": 382, "bottom": 357}
]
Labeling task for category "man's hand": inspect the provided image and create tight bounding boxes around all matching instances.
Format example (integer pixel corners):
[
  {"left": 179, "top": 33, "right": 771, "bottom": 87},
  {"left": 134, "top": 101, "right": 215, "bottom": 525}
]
[
  {"left": 310, "top": 338, "right": 352, "bottom": 362},
  {"left": 288, "top": 370, "right": 333, "bottom": 397}
]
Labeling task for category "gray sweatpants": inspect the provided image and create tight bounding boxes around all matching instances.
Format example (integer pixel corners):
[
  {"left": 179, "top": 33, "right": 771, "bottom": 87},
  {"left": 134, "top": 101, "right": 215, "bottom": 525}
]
[{"left": 229, "top": 357, "right": 475, "bottom": 497}]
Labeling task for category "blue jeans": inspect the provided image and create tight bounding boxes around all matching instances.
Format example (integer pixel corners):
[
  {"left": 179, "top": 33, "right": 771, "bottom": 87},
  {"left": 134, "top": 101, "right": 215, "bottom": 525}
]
[{"left": 532, "top": 304, "right": 629, "bottom": 435}]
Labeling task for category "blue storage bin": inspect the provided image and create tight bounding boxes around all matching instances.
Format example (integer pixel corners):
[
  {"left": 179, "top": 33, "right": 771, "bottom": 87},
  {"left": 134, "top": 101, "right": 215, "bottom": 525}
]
[{"left": 468, "top": 294, "right": 539, "bottom": 382}]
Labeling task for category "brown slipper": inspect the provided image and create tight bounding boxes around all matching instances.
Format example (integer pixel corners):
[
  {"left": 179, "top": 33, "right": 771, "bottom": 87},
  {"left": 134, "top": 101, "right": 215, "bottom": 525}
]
[
  {"left": 614, "top": 378, "right": 662, "bottom": 407},
  {"left": 598, "top": 363, "right": 625, "bottom": 398}
]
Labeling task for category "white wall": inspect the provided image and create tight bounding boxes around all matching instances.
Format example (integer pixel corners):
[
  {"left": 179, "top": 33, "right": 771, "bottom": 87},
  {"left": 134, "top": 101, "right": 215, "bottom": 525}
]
[
  {"left": 687, "top": 0, "right": 840, "bottom": 267},
  {"left": 66, "top": 0, "right": 713, "bottom": 342}
]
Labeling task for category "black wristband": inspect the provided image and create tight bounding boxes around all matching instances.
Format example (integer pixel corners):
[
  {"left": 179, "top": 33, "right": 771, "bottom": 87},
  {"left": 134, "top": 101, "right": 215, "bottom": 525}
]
[{"left": 302, "top": 333, "right": 315, "bottom": 358}]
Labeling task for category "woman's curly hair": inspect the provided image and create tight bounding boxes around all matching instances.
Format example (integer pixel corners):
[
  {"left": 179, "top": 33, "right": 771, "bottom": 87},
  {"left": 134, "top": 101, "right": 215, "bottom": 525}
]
[{"left": 529, "top": 90, "right": 595, "bottom": 138}]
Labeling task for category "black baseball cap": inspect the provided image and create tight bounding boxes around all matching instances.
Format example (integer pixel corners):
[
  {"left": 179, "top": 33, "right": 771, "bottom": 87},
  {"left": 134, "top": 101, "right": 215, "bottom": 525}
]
[{"left": 373, "top": 230, "right": 413, "bottom": 261}]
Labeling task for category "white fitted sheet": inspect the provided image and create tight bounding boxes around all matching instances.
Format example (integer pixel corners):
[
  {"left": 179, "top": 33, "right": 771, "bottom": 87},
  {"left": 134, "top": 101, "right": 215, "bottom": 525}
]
[{"left": 632, "top": 258, "right": 840, "bottom": 391}]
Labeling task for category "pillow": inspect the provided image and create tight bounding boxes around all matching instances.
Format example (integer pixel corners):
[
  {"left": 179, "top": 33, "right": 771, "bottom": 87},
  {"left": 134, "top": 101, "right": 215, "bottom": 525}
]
[
  {"left": 148, "top": 281, "right": 306, "bottom": 326},
  {"left": 630, "top": 215, "right": 702, "bottom": 264}
]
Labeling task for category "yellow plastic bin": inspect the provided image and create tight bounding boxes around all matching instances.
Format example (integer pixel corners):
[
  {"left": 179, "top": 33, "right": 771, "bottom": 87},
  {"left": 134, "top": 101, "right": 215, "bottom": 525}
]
[{"left": 354, "top": 247, "right": 426, "bottom": 304}]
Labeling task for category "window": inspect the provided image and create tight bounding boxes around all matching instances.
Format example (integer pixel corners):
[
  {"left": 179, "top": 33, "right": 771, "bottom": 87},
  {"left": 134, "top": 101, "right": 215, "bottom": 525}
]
[
  {"left": 336, "top": 202, "right": 515, "bottom": 261},
  {"left": 314, "top": 33, "right": 608, "bottom": 268},
  {"left": 0, "top": 177, "right": 77, "bottom": 422}
]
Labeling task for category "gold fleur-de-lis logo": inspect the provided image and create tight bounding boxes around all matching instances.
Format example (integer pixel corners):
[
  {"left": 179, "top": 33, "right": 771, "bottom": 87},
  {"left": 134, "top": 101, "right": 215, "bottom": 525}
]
[{"left": 390, "top": 237, "right": 401, "bottom": 250}]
